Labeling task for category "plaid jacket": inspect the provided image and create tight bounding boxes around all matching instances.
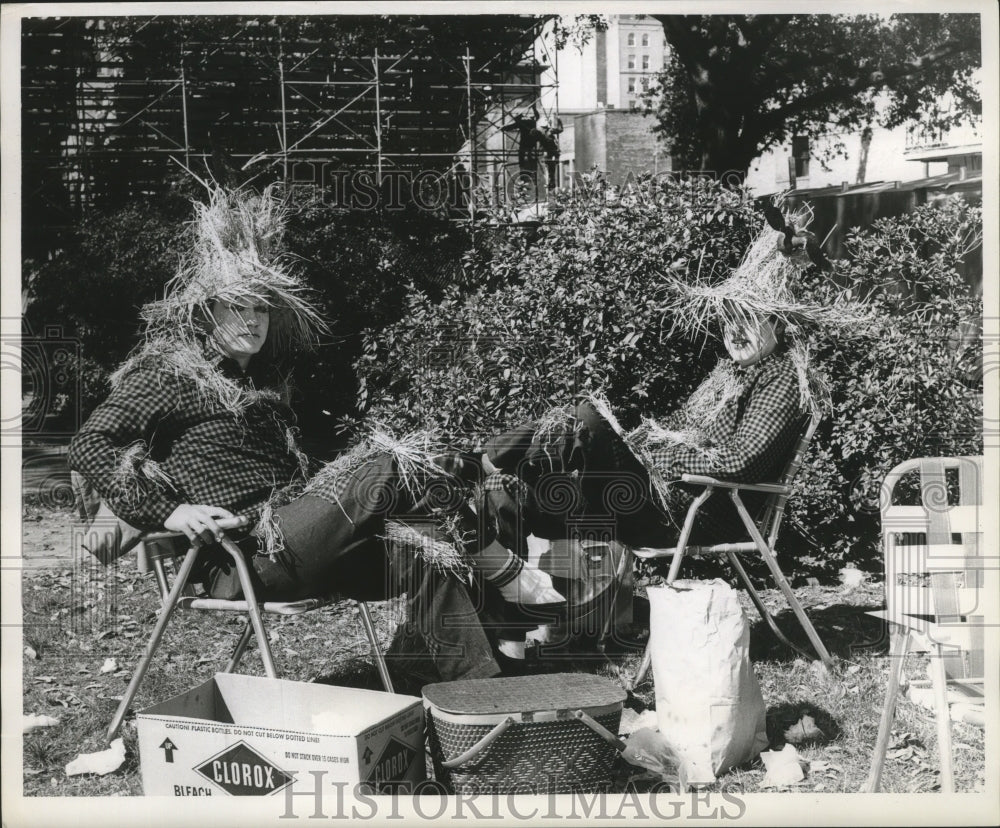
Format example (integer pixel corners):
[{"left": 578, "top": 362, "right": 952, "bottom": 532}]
[
  {"left": 483, "top": 351, "right": 807, "bottom": 546},
  {"left": 68, "top": 355, "right": 303, "bottom": 531},
  {"left": 647, "top": 351, "right": 805, "bottom": 483}
]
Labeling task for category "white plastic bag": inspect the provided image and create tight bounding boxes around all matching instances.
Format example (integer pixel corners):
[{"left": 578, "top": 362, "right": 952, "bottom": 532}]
[{"left": 648, "top": 579, "right": 769, "bottom": 785}]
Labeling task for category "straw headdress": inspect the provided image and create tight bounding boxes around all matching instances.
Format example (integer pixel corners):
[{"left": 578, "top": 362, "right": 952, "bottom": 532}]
[
  {"left": 111, "top": 185, "right": 327, "bottom": 414},
  {"left": 663, "top": 202, "right": 871, "bottom": 348},
  {"left": 139, "top": 184, "right": 326, "bottom": 353},
  {"left": 658, "top": 201, "right": 874, "bottom": 417}
]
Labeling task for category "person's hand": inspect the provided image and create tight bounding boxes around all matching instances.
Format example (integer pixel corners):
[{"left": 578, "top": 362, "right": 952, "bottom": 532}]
[{"left": 163, "top": 504, "right": 235, "bottom": 546}]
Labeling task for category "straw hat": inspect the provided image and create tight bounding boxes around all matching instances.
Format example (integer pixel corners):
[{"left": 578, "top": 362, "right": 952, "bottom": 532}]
[
  {"left": 111, "top": 185, "right": 327, "bottom": 414},
  {"left": 664, "top": 203, "right": 870, "bottom": 346},
  {"left": 139, "top": 184, "right": 326, "bottom": 354}
]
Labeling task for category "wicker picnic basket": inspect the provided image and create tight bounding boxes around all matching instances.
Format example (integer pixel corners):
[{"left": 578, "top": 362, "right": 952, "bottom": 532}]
[{"left": 422, "top": 673, "right": 627, "bottom": 794}]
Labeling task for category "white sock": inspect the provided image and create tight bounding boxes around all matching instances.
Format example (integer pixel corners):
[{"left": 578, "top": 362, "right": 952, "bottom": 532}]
[{"left": 485, "top": 550, "right": 565, "bottom": 605}]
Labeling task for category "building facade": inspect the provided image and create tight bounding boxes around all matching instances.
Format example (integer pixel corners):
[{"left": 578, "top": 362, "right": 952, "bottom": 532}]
[{"left": 541, "top": 15, "right": 667, "bottom": 189}]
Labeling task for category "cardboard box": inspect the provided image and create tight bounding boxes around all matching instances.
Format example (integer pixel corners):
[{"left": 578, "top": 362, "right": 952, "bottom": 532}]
[{"left": 136, "top": 673, "right": 424, "bottom": 796}]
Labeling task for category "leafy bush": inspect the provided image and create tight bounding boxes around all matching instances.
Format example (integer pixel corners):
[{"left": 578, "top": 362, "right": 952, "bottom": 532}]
[
  {"left": 359, "top": 185, "right": 982, "bottom": 576},
  {"left": 357, "top": 173, "right": 756, "bottom": 444},
  {"left": 23, "top": 193, "right": 193, "bottom": 417},
  {"left": 787, "top": 197, "right": 983, "bottom": 572},
  {"left": 281, "top": 192, "right": 475, "bottom": 450}
]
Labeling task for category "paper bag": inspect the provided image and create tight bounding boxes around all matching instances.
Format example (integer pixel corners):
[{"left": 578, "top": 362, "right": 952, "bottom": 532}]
[{"left": 648, "top": 579, "right": 768, "bottom": 785}]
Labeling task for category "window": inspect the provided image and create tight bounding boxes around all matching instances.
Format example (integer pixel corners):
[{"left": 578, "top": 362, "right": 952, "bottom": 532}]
[
  {"left": 627, "top": 32, "right": 635, "bottom": 46},
  {"left": 792, "top": 135, "right": 810, "bottom": 178},
  {"left": 641, "top": 33, "right": 649, "bottom": 46},
  {"left": 627, "top": 54, "right": 636, "bottom": 69},
  {"left": 628, "top": 99, "right": 637, "bottom": 110},
  {"left": 641, "top": 76, "right": 649, "bottom": 91},
  {"left": 642, "top": 54, "right": 650, "bottom": 70},
  {"left": 627, "top": 77, "right": 636, "bottom": 93}
]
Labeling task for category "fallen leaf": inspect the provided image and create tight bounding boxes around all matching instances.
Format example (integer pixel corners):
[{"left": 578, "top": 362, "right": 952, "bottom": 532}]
[
  {"left": 100, "top": 658, "right": 118, "bottom": 674},
  {"left": 784, "top": 714, "right": 824, "bottom": 745},
  {"left": 840, "top": 567, "right": 866, "bottom": 588},
  {"left": 25, "top": 645, "right": 38, "bottom": 660},
  {"left": 846, "top": 664, "right": 861, "bottom": 675},
  {"left": 23, "top": 714, "right": 60, "bottom": 733},
  {"left": 65, "top": 738, "right": 126, "bottom": 776},
  {"left": 760, "top": 744, "right": 806, "bottom": 788}
]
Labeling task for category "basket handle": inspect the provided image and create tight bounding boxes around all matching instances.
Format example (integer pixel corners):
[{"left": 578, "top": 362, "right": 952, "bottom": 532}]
[
  {"left": 440, "top": 716, "right": 515, "bottom": 769},
  {"left": 440, "top": 709, "right": 626, "bottom": 769},
  {"left": 573, "top": 709, "right": 627, "bottom": 753}
]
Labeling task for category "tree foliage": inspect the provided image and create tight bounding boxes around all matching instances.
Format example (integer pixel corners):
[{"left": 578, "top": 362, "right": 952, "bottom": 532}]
[
  {"left": 788, "top": 197, "right": 982, "bottom": 570},
  {"left": 22, "top": 188, "right": 474, "bottom": 451},
  {"left": 357, "top": 174, "right": 757, "bottom": 442},
  {"left": 648, "top": 13, "right": 982, "bottom": 177},
  {"left": 358, "top": 184, "right": 982, "bottom": 576}
]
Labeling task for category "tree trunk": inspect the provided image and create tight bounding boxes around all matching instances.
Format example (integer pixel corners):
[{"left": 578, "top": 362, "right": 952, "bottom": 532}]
[{"left": 855, "top": 126, "right": 874, "bottom": 184}]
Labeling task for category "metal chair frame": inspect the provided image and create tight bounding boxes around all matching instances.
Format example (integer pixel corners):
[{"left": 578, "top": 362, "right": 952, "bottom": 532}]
[
  {"left": 601, "top": 414, "right": 834, "bottom": 688},
  {"left": 862, "top": 455, "right": 985, "bottom": 793},
  {"left": 107, "top": 516, "right": 393, "bottom": 740}
]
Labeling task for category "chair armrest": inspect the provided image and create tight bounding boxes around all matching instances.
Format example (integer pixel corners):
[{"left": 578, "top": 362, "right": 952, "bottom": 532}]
[
  {"left": 123, "top": 516, "right": 252, "bottom": 552},
  {"left": 680, "top": 474, "right": 790, "bottom": 495}
]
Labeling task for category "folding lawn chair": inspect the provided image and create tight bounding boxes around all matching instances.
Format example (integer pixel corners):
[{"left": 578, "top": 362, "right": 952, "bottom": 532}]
[
  {"left": 602, "top": 413, "right": 834, "bottom": 689},
  {"left": 863, "top": 456, "right": 985, "bottom": 793},
  {"left": 107, "top": 517, "right": 393, "bottom": 740}
]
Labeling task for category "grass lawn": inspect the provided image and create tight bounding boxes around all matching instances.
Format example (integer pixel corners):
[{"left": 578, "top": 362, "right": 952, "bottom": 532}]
[{"left": 19, "top": 505, "right": 985, "bottom": 797}]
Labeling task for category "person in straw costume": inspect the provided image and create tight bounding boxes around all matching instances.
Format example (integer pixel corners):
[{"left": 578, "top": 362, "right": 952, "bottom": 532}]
[
  {"left": 69, "top": 185, "right": 555, "bottom": 682},
  {"left": 479, "top": 205, "right": 871, "bottom": 567}
]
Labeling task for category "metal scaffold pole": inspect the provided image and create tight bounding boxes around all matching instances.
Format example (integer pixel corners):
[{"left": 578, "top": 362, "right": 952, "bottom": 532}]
[
  {"left": 180, "top": 42, "right": 190, "bottom": 169},
  {"left": 373, "top": 47, "right": 383, "bottom": 187},
  {"left": 278, "top": 26, "right": 288, "bottom": 183},
  {"left": 464, "top": 45, "right": 475, "bottom": 228}
]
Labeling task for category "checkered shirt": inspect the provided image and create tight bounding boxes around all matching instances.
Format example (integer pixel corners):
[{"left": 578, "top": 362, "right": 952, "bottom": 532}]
[
  {"left": 647, "top": 351, "right": 805, "bottom": 482},
  {"left": 68, "top": 358, "right": 303, "bottom": 530}
]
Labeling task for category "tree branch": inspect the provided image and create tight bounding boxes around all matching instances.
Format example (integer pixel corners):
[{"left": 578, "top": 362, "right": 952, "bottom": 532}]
[{"left": 756, "top": 38, "right": 975, "bottom": 133}]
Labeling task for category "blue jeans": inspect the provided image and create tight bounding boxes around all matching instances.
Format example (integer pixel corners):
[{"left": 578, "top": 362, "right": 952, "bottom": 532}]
[{"left": 252, "top": 455, "right": 501, "bottom": 682}]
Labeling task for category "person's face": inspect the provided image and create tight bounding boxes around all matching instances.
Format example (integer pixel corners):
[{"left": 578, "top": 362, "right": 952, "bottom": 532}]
[
  {"left": 211, "top": 297, "right": 269, "bottom": 365},
  {"left": 723, "top": 316, "right": 781, "bottom": 367}
]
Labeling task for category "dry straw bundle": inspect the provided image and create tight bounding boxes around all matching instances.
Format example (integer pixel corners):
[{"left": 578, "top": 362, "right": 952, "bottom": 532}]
[
  {"left": 110, "top": 335, "right": 290, "bottom": 417},
  {"left": 107, "top": 442, "right": 177, "bottom": 510},
  {"left": 381, "top": 515, "right": 474, "bottom": 581},
  {"left": 302, "top": 425, "right": 455, "bottom": 514}
]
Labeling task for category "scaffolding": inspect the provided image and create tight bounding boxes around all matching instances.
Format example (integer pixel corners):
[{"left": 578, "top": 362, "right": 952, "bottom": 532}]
[{"left": 22, "top": 15, "right": 562, "bottom": 238}]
